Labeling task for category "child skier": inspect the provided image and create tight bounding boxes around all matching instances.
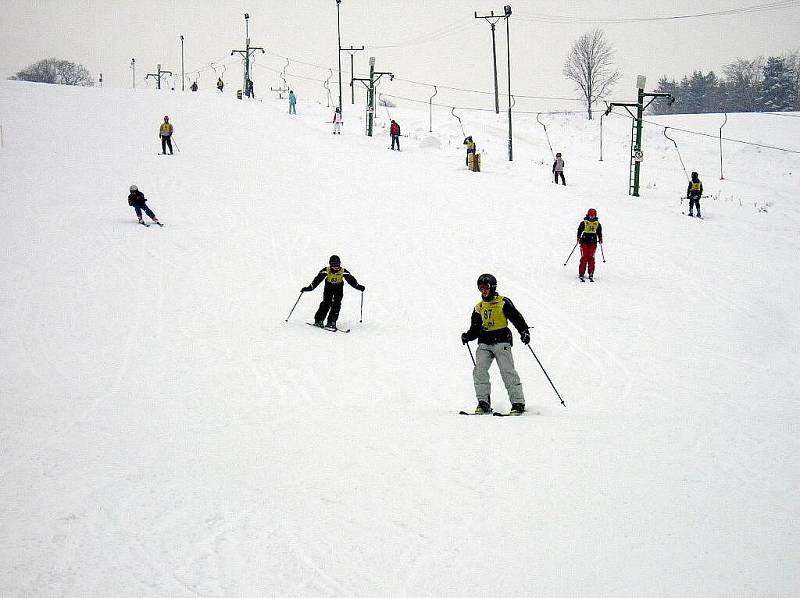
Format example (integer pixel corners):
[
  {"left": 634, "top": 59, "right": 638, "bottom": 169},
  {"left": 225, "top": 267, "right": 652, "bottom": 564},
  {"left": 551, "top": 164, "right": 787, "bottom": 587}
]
[
  {"left": 332, "top": 107, "right": 343, "bottom": 134},
  {"left": 686, "top": 171, "right": 703, "bottom": 217},
  {"left": 159, "top": 115, "right": 173, "bottom": 155},
  {"left": 461, "top": 274, "right": 531, "bottom": 415},
  {"left": 289, "top": 90, "right": 297, "bottom": 114},
  {"left": 127, "top": 185, "right": 162, "bottom": 226},
  {"left": 390, "top": 120, "right": 401, "bottom": 150},
  {"left": 577, "top": 208, "right": 603, "bottom": 282},
  {"left": 217, "top": 77, "right": 224, "bottom": 92},
  {"left": 301, "top": 255, "right": 364, "bottom": 329},
  {"left": 552, "top": 152, "right": 566, "bottom": 185},
  {"left": 463, "top": 135, "right": 476, "bottom": 166}
]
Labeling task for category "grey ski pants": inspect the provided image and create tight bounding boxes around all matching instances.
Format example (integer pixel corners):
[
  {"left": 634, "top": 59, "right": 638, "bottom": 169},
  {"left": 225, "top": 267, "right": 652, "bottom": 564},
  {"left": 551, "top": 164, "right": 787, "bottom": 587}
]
[{"left": 473, "top": 342, "right": 524, "bottom": 405}]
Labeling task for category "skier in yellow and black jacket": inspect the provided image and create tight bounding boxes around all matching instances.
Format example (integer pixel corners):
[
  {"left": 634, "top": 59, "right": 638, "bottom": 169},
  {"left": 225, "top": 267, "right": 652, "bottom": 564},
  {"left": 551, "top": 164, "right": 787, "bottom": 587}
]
[
  {"left": 461, "top": 273, "right": 530, "bottom": 415},
  {"left": 686, "top": 171, "right": 703, "bottom": 218},
  {"left": 301, "top": 255, "right": 365, "bottom": 330}
]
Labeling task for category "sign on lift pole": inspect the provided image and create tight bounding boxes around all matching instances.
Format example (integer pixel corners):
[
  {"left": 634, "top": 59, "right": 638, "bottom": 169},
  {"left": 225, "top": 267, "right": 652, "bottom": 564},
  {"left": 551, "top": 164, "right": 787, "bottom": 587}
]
[{"left": 605, "top": 75, "right": 674, "bottom": 197}]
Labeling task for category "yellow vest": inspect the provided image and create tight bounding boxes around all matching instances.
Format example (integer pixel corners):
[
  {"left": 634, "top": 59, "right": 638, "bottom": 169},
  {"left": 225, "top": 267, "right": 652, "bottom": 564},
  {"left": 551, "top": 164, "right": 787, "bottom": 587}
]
[
  {"left": 583, "top": 220, "right": 599, "bottom": 234},
  {"left": 466, "top": 141, "right": 475, "bottom": 152},
  {"left": 160, "top": 122, "right": 173, "bottom": 135},
  {"left": 326, "top": 265, "right": 345, "bottom": 284},
  {"left": 475, "top": 295, "right": 507, "bottom": 331},
  {"left": 690, "top": 181, "right": 701, "bottom": 191}
]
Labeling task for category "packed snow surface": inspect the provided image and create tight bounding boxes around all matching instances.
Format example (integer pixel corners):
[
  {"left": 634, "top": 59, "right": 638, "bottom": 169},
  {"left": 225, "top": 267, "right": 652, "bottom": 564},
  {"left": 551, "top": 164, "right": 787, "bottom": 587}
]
[{"left": 0, "top": 81, "right": 798, "bottom": 596}]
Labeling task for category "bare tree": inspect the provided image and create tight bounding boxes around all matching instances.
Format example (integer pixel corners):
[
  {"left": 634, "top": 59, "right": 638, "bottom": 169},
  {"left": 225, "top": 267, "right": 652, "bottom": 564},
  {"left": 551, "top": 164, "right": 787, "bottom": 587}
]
[
  {"left": 723, "top": 57, "right": 765, "bottom": 112},
  {"left": 9, "top": 58, "right": 93, "bottom": 86},
  {"left": 563, "top": 29, "right": 620, "bottom": 120}
]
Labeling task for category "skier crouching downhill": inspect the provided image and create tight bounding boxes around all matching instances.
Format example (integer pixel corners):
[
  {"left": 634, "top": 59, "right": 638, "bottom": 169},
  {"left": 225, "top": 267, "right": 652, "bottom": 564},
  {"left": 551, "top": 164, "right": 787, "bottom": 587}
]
[
  {"left": 301, "top": 255, "right": 364, "bottom": 330},
  {"left": 127, "top": 185, "right": 162, "bottom": 226},
  {"left": 461, "top": 274, "right": 531, "bottom": 415}
]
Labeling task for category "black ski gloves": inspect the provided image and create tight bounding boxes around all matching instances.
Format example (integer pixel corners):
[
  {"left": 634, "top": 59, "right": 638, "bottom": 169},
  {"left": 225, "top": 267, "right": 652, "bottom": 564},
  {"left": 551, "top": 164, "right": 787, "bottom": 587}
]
[
  {"left": 461, "top": 332, "right": 469, "bottom": 345},
  {"left": 301, "top": 286, "right": 313, "bottom": 292},
  {"left": 520, "top": 329, "right": 530, "bottom": 345},
  {"left": 356, "top": 284, "right": 365, "bottom": 292}
]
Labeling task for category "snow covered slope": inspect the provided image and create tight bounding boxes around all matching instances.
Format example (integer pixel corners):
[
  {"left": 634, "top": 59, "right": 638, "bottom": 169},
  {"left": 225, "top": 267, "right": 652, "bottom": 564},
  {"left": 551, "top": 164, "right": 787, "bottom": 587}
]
[{"left": 0, "top": 80, "right": 798, "bottom": 596}]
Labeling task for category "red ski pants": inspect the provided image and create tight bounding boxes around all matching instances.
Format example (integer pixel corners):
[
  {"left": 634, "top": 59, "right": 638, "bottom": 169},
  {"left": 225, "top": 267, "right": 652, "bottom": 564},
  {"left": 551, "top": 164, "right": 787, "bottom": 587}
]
[{"left": 579, "top": 242, "right": 597, "bottom": 276}]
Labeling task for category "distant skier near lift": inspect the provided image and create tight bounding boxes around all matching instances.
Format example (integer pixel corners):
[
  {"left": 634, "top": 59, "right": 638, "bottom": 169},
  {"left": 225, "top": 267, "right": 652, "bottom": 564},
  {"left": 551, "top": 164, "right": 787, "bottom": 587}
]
[
  {"left": 686, "top": 171, "right": 703, "bottom": 218},
  {"left": 577, "top": 208, "right": 603, "bottom": 282},
  {"left": 552, "top": 152, "right": 566, "bottom": 185},
  {"left": 301, "top": 255, "right": 364, "bottom": 330},
  {"left": 390, "top": 119, "right": 401, "bottom": 150},
  {"left": 463, "top": 135, "right": 476, "bottom": 166},
  {"left": 461, "top": 274, "right": 530, "bottom": 415},
  {"left": 127, "top": 185, "right": 162, "bottom": 226},
  {"left": 332, "top": 107, "right": 343, "bottom": 134}
]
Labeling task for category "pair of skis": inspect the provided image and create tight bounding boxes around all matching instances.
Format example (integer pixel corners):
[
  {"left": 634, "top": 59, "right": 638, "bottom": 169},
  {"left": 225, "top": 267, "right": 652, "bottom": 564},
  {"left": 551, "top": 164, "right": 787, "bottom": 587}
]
[
  {"left": 306, "top": 322, "right": 350, "bottom": 334},
  {"left": 139, "top": 221, "right": 164, "bottom": 228},
  {"left": 458, "top": 408, "right": 539, "bottom": 417}
]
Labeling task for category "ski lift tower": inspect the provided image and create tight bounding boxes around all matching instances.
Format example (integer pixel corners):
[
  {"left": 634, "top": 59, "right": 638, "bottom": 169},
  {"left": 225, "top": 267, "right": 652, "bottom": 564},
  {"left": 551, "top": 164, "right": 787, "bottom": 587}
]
[
  {"left": 352, "top": 57, "right": 393, "bottom": 137},
  {"left": 605, "top": 75, "right": 675, "bottom": 196}
]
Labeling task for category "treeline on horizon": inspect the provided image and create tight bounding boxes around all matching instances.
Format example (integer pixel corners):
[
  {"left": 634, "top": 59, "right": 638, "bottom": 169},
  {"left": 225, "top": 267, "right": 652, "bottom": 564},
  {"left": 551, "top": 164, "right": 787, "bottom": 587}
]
[{"left": 650, "top": 50, "right": 799, "bottom": 115}]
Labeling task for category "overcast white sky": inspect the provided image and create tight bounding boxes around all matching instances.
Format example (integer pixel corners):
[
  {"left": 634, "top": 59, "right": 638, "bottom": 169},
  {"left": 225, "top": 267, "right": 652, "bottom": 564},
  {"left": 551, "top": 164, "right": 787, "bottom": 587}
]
[{"left": 1, "top": 1, "right": 799, "bottom": 111}]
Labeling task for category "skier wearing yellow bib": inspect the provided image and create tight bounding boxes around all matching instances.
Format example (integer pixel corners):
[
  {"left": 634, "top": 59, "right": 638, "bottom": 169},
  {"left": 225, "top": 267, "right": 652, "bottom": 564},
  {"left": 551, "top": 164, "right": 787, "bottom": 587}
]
[
  {"left": 686, "top": 171, "right": 703, "bottom": 218},
  {"left": 461, "top": 274, "right": 531, "bottom": 415},
  {"left": 301, "top": 255, "right": 365, "bottom": 330}
]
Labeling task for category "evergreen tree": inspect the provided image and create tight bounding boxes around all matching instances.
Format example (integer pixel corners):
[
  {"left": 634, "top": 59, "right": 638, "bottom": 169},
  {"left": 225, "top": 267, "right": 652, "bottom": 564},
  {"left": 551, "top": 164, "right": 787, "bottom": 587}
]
[
  {"left": 759, "top": 56, "right": 795, "bottom": 111},
  {"left": 651, "top": 77, "right": 680, "bottom": 114}
]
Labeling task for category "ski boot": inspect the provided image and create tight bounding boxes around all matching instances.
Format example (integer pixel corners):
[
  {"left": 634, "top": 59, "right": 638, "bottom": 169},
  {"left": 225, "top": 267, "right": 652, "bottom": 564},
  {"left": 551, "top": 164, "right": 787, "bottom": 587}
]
[
  {"left": 474, "top": 400, "right": 492, "bottom": 415},
  {"left": 313, "top": 320, "right": 324, "bottom": 328},
  {"left": 510, "top": 403, "right": 526, "bottom": 415},
  {"left": 325, "top": 320, "right": 337, "bottom": 330},
  {"left": 579, "top": 274, "right": 585, "bottom": 282},
  {"left": 588, "top": 274, "right": 594, "bottom": 282}
]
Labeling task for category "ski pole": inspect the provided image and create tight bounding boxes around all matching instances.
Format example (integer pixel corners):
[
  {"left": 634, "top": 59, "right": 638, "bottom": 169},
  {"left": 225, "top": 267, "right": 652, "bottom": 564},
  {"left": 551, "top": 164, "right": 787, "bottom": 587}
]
[
  {"left": 465, "top": 341, "right": 476, "bottom": 366},
  {"left": 526, "top": 344, "right": 566, "bottom": 406},
  {"left": 359, "top": 290, "right": 364, "bottom": 323},
  {"left": 172, "top": 137, "right": 180, "bottom": 153},
  {"left": 285, "top": 291, "right": 304, "bottom": 322},
  {"left": 599, "top": 242, "right": 606, "bottom": 263},
  {"left": 563, "top": 242, "right": 578, "bottom": 267}
]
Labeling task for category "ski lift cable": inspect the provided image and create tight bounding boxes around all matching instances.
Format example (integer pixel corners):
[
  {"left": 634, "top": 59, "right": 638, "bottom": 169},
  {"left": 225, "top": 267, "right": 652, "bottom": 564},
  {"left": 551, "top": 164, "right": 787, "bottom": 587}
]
[{"left": 605, "top": 111, "right": 800, "bottom": 155}]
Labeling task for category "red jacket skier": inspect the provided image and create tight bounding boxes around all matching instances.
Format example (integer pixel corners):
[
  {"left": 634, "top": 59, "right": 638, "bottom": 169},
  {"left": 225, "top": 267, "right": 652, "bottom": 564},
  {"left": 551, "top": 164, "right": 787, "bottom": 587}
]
[
  {"left": 577, "top": 208, "right": 603, "bottom": 282},
  {"left": 390, "top": 120, "right": 401, "bottom": 150}
]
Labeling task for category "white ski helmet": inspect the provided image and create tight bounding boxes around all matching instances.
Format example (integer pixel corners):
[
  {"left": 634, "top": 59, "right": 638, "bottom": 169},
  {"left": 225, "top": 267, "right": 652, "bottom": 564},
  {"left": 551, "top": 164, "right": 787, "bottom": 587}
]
[{"left": 129, "top": 184, "right": 138, "bottom": 192}]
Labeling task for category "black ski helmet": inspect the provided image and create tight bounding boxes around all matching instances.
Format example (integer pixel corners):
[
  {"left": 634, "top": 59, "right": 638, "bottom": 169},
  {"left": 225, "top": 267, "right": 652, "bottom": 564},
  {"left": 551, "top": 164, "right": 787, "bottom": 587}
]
[
  {"left": 477, "top": 273, "right": 497, "bottom": 293},
  {"left": 329, "top": 255, "right": 341, "bottom": 267}
]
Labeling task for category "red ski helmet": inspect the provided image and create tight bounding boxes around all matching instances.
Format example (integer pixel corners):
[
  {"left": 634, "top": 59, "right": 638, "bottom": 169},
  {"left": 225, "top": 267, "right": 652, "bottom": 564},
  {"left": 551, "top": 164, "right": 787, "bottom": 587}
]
[{"left": 587, "top": 208, "right": 597, "bottom": 218}]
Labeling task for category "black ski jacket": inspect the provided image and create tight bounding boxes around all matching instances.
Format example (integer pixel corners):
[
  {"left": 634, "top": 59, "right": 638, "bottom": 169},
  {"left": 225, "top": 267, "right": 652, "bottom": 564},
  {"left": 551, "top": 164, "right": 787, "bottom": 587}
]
[
  {"left": 577, "top": 218, "right": 603, "bottom": 244},
  {"left": 464, "top": 294, "right": 529, "bottom": 346},
  {"left": 128, "top": 190, "right": 147, "bottom": 207},
  {"left": 309, "top": 268, "right": 361, "bottom": 291}
]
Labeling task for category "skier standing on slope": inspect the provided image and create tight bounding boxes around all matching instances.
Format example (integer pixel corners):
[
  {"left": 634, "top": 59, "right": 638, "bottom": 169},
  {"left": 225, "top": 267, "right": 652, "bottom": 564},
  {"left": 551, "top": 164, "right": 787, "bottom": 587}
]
[
  {"left": 301, "top": 255, "right": 364, "bottom": 329},
  {"left": 217, "top": 77, "right": 224, "bottom": 92},
  {"left": 686, "top": 171, "right": 703, "bottom": 218},
  {"left": 461, "top": 274, "right": 530, "bottom": 415},
  {"left": 332, "top": 107, "right": 343, "bottom": 134},
  {"left": 552, "top": 152, "right": 566, "bottom": 185},
  {"left": 463, "top": 135, "right": 476, "bottom": 166},
  {"left": 577, "top": 208, "right": 603, "bottom": 282},
  {"left": 390, "top": 120, "right": 401, "bottom": 150},
  {"left": 127, "top": 185, "right": 162, "bottom": 226},
  {"left": 159, "top": 115, "right": 174, "bottom": 155},
  {"left": 289, "top": 90, "right": 297, "bottom": 114}
]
